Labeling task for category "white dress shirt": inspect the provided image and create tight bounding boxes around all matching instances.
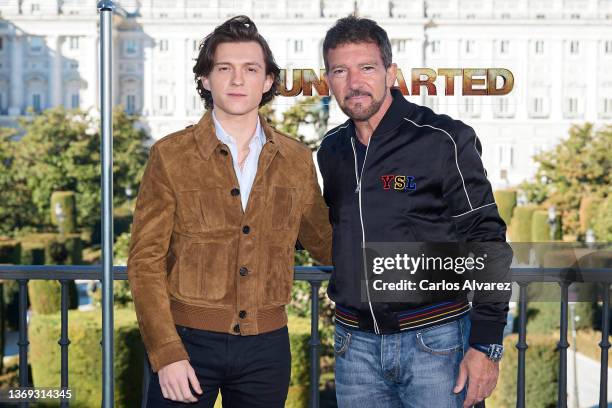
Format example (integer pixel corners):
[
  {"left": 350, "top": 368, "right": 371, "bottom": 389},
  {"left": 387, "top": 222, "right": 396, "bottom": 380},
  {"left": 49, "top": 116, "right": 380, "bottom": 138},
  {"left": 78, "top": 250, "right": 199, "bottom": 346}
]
[{"left": 212, "top": 110, "right": 265, "bottom": 211}]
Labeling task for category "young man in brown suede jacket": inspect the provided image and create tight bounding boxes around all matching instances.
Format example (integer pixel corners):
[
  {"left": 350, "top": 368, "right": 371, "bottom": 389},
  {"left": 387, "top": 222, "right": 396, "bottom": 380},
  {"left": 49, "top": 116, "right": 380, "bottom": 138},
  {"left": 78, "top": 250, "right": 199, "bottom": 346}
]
[{"left": 127, "top": 16, "right": 331, "bottom": 407}]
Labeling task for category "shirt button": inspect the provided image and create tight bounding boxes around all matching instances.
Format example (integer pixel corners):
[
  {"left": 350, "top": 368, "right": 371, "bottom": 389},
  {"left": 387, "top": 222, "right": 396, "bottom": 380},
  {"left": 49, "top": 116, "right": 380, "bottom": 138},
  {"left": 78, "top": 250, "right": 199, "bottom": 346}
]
[
  {"left": 242, "top": 225, "right": 250, "bottom": 234},
  {"left": 220, "top": 149, "right": 228, "bottom": 156},
  {"left": 239, "top": 310, "right": 247, "bottom": 319},
  {"left": 231, "top": 188, "right": 240, "bottom": 196},
  {"left": 239, "top": 267, "right": 249, "bottom": 276},
  {"left": 233, "top": 324, "right": 240, "bottom": 333}
]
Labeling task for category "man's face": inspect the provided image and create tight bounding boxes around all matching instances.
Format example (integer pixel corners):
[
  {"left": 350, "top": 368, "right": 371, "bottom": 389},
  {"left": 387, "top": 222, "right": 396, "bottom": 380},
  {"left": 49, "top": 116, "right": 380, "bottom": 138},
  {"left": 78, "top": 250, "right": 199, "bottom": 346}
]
[
  {"left": 201, "top": 41, "right": 273, "bottom": 116},
  {"left": 325, "top": 42, "right": 396, "bottom": 121}
]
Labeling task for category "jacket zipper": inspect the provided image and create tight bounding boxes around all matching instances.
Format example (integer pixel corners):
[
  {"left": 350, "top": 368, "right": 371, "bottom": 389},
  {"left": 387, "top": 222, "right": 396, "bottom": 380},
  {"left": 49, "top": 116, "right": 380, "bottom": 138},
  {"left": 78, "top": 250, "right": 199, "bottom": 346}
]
[{"left": 350, "top": 137, "right": 381, "bottom": 334}]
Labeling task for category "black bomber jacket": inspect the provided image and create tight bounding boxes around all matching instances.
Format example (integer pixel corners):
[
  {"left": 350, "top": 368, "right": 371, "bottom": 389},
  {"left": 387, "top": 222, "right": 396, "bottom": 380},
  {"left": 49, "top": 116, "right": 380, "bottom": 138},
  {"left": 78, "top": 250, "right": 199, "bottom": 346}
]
[{"left": 317, "top": 89, "right": 513, "bottom": 345}]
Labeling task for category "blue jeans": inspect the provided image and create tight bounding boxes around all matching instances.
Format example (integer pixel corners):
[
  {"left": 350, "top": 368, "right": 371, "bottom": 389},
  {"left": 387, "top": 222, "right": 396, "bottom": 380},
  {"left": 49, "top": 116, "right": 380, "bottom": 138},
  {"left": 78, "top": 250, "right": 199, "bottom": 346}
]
[{"left": 334, "top": 314, "right": 471, "bottom": 408}]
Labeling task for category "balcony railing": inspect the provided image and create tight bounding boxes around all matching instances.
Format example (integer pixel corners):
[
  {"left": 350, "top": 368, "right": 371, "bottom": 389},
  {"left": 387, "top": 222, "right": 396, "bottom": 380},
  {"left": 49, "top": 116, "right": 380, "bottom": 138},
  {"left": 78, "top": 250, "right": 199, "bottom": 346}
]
[{"left": 0, "top": 265, "right": 611, "bottom": 408}]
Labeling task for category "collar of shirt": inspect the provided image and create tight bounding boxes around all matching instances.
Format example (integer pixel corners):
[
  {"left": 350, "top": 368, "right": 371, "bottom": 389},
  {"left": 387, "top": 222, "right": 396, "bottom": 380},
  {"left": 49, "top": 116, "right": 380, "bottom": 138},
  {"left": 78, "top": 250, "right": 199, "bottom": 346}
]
[
  {"left": 211, "top": 110, "right": 265, "bottom": 211},
  {"left": 212, "top": 110, "right": 265, "bottom": 153}
]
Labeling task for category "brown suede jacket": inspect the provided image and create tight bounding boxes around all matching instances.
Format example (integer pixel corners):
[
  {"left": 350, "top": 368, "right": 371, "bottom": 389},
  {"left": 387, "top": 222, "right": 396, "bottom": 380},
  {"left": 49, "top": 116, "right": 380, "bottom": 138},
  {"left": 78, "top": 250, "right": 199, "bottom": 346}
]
[{"left": 127, "top": 111, "right": 332, "bottom": 372}]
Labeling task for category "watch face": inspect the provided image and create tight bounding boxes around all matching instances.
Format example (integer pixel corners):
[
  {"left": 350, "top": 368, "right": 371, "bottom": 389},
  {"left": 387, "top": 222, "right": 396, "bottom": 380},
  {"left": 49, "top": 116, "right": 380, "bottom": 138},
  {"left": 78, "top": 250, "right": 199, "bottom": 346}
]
[{"left": 489, "top": 345, "right": 504, "bottom": 362}]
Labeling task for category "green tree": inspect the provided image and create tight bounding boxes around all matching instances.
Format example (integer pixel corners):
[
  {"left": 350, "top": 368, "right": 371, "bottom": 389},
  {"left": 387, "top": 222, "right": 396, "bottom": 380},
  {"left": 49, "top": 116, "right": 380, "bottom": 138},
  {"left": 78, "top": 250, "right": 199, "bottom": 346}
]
[
  {"left": 12, "top": 107, "right": 150, "bottom": 235},
  {"left": 261, "top": 96, "right": 328, "bottom": 151},
  {"left": 0, "top": 128, "right": 36, "bottom": 236},
  {"left": 519, "top": 123, "right": 611, "bottom": 239}
]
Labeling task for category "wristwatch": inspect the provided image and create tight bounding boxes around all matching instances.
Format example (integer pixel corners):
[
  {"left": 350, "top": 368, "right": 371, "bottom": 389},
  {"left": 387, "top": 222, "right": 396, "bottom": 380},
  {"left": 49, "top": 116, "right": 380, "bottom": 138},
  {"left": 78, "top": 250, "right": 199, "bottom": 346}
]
[{"left": 471, "top": 343, "right": 504, "bottom": 362}]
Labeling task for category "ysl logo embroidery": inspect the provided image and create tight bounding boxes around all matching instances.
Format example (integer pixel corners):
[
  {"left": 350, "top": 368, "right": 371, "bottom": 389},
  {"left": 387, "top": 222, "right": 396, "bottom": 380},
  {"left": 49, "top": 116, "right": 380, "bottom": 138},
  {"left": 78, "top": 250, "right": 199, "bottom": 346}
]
[{"left": 380, "top": 175, "right": 416, "bottom": 191}]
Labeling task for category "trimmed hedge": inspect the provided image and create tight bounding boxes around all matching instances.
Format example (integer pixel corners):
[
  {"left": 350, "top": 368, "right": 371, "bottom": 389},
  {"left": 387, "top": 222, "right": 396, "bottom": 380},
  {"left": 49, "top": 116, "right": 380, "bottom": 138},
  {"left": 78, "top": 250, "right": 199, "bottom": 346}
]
[
  {"left": 19, "top": 233, "right": 82, "bottom": 266},
  {"left": 20, "top": 242, "right": 46, "bottom": 265},
  {"left": 0, "top": 239, "right": 21, "bottom": 264},
  {"left": 578, "top": 196, "right": 602, "bottom": 235},
  {"left": 510, "top": 205, "right": 541, "bottom": 242},
  {"left": 29, "top": 311, "right": 314, "bottom": 407},
  {"left": 92, "top": 207, "right": 132, "bottom": 246},
  {"left": 489, "top": 333, "right": 559, "bottom": 408},
  {"left": 510, "top": 205, "right": 541, "bottom": 263},
  {"left": 29, "top": 307, "right": 144, "bottom": 407},
  {"left": 287, "top": 315, "right": 312, "bottom": 408},
  {"left": 493, "top": 189, "right": 517, "bottom": 227},
  {"left": 531, "top": 210, "right": 562, "bottom": 242},
  {"left": 50, "top": 191, "right": 77, "bottom": 234}
]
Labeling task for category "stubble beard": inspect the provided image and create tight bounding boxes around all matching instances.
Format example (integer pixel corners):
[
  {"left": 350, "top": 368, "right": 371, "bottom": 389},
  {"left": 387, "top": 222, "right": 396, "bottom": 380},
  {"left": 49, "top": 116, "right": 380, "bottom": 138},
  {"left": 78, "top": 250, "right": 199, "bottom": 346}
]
[{"left": 339, "top": 91, "right": 385, "bottom": 122}]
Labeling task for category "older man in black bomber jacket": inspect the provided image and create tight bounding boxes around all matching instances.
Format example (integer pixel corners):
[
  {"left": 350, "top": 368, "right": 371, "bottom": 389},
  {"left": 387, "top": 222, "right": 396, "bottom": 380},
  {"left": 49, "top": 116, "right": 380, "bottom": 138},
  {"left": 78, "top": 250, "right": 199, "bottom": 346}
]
[{"left": 317, "top": 16, "right": 513, "bottom": 408}]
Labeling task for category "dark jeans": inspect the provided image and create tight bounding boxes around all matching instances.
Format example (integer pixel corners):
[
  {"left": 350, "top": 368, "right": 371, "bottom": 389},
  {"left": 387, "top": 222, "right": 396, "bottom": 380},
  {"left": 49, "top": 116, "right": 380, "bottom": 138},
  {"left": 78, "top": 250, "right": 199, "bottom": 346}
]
[{"left": 144, "top": 325, "right": 291, "bottom": 407}]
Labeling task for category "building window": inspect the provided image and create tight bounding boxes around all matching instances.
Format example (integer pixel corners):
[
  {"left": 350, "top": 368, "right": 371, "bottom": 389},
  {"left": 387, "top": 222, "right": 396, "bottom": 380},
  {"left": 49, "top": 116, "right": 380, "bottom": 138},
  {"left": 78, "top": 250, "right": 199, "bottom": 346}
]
[
  {"left": 570, "top": 13, "right": 580, "bottom": 19},
  {"left": 69, "top": 36, "right": 79, "bottom": 50},
  {"left": 71, "top": 93, "right": 79, "bottom": 109},
  {"left": 70, "top": 61, "right": 79, "bottom": 69},
  {"left": 465, "top": 40, "right": 475, "bottom": 54},
  {"left": 569, "top": 40, "right": 580, "bottom": 54},
  {"left": 192, "top": 95, "right": 200, "bottom": 111},
  {"left": 536, "top": 13, "right": 545, "bottom": 19},
  {"left": 501, "top": 13, "right": 511, "bottom": 19},
  {"left": 31, "top": 3, "right": 40, "bottom": 13},
  {"left": 500, "top": 40, "right": 509, "bottom": 54},
  {"left": 192, "top": 39, "right": 199, "bottom": 52},
  {"left": 0, "top": 37, "right": 3, "bottom": 51},
  {"left": 535, "top": 40, "right": 544, "bottom": 54},
  {"left": 605, "top": 40, "right": 612, "bottom": 54},
  {"left": 425, "top": 96, "right": 439, "bottom": 112},
  {"left": 294, "top": 40, "right": 303, "bottom": 53},
  {"left": 464, "top": 98, "right": 475, "bottom": 114},
  {"left": 603, "top": 98, "right": 612, "bottom": 117},
  {"left": 498, "top": 145, "right": 514, "bottom": 167},
  {"left": 158, "top": 95, "right": 168, "bottom": 111},
  {"left": 431, "top": 40, "right": 440, "bottom": 54},
  {"left": 32, "top": 94, "right": 41, "bottom": 112},
  {"left": 396, "top": 39, "right": 407, "bottom": 52},
  {"left": 0, "top": 93, "right": 4, "bottom": 113},
  {"left": 565, "top": 97, "right": 579, "bottom": 116},
  {"left": 127, "top": 95, "right": 136, "bottom": 114},
  {"left": 533, "top": 98, "right": 543, "bottom": 113},
  {"left": 159, "top": 40, "right": 169, "bottom": 52},
  {"left": 124, "top": 39, "right": 137, "bottom": 56},
  {"left": 529, "top": 97, "right": 549, "bottom": 117},
  {"left": 498, "top": 98, "right": 509, "bottom": 113},
  {"left": 30, "top": 37, "right": 43, "bottom": 53}
]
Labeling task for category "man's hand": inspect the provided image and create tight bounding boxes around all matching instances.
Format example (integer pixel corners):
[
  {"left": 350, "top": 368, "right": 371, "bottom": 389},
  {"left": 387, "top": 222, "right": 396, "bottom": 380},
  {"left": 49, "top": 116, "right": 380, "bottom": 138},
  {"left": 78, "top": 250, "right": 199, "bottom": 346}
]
[
  {"left": 158, "top": 359, "right": 203, "bottom": 403},
  {"left": 453, "top": 348, "right": 499, "bottom": 408}
]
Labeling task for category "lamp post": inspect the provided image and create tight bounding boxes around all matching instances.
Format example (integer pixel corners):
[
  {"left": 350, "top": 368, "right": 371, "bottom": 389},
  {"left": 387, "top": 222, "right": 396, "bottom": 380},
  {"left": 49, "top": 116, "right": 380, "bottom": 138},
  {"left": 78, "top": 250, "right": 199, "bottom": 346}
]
[{"left": 97, "top": 1, "right": 115, "bottom": 407}]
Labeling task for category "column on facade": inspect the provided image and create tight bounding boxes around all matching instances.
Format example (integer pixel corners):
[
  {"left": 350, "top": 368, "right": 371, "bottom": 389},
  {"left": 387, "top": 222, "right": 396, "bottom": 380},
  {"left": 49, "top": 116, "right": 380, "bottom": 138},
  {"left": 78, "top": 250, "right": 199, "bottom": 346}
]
[
  {"left": 9, "top": 34, "right": 23, "bottom": 116},
  {"left": 46, "top": 35, "right": 63, "bottom": 108},
  {"left": 175, "top": 37, "right": 187, "bottom": 118},
  {"left": 143, "top": 36, "right": 153, "bottom": 116},
  {"left": 89, "top": 34, "right": 99, "bottom": 111}
]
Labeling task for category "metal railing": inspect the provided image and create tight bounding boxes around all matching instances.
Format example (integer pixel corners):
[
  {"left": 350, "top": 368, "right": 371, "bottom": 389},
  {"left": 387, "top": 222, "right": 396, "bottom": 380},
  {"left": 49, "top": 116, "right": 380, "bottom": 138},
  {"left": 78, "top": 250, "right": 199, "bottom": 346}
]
[{"left": 0, "top": 265, "right": 611, "bottom": 407}]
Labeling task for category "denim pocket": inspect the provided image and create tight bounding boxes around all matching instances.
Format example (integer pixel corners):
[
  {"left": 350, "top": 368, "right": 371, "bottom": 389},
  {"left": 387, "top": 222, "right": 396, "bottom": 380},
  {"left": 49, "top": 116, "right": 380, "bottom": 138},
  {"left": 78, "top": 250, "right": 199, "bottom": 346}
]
[
  {"left": 334, "top": 327, "right": 352, "bottom": 357},
  {"left": 416, "top": 320, "right": 462, "bottom": 355}
]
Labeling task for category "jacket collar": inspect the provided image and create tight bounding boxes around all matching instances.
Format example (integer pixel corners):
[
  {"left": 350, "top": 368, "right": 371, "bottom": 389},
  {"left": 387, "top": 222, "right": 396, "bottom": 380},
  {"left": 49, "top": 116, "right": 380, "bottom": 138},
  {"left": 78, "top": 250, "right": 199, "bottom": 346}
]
[{"left": 194, "top": 110, "right": 286, "bottom": 160}]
